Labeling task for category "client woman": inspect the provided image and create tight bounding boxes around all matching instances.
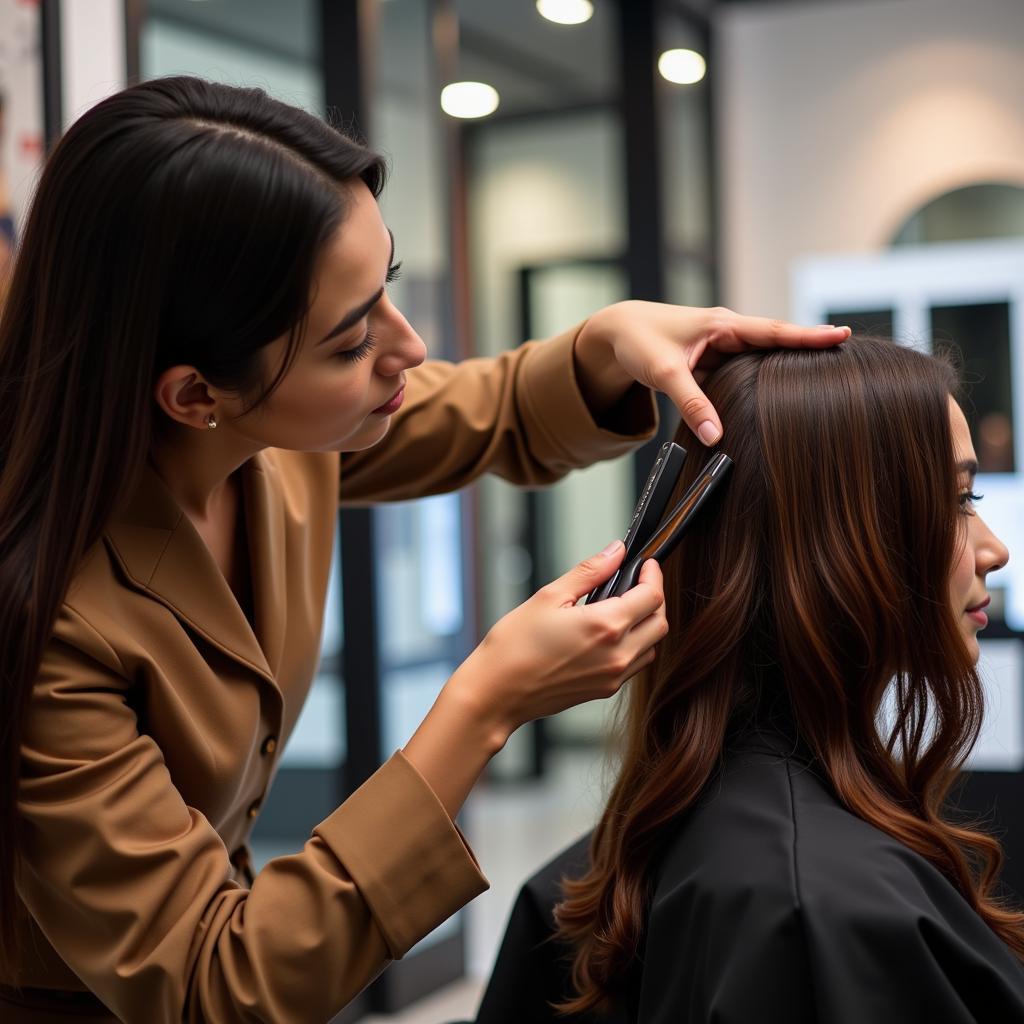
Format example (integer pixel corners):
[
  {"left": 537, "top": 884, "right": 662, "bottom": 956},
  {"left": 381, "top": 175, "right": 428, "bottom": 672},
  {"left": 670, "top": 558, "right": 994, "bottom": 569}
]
[{"left": 477, "top": 335, "right": 1024, "bottom": 1023}]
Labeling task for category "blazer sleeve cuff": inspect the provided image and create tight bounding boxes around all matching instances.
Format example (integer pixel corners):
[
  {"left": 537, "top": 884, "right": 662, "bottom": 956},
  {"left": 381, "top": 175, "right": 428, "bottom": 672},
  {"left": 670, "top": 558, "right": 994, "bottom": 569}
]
[
  {"left": 518, "top": 321, "right": 659, "bottom": 469},
  {"left": 312, "top": 750, "right": 489, "bottom": 959}
]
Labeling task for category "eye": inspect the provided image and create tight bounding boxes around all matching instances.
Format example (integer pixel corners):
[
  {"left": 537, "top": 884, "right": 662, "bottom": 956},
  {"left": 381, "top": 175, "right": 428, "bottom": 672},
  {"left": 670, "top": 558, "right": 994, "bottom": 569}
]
[
  {"left": 958, "top": 489, "right": 984, "bottom": 514},
  {"left": 335, "top": 329, "right": 377, "bottom": 364},
  {"left": 386, "top": 261, "right": 403, "bottom": 285}
]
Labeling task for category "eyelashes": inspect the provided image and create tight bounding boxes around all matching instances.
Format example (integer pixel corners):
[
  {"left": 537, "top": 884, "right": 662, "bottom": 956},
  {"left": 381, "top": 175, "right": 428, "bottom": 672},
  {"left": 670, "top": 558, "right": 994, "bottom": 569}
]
[
  {"left": 333, "top": 264, "right": 401, "bottom": 364},
  {"left": 959, "top": 490, "right": 984, "bottom": 514},
  {"left": 335, "top": 330, "right": 377, "bottom": 364},
  {"left": 332, "top": 265, "right": 401, "bottom": 364}
]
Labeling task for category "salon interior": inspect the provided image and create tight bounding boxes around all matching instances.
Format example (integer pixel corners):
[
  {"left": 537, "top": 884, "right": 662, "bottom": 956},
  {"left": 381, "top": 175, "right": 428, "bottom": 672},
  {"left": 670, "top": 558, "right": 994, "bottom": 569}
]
[{"left": 2, "top": 0, "right": 1024, "bottom": 1020}]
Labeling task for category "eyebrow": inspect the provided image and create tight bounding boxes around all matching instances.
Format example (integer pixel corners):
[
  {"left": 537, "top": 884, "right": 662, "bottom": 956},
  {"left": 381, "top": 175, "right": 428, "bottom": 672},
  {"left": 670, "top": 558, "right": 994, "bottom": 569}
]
[
  {"left": 317, "top": 229, "right": 396, "bottom": 346},
  {"left": 956, "top": 458, "right": 978, "bottom": 478}
]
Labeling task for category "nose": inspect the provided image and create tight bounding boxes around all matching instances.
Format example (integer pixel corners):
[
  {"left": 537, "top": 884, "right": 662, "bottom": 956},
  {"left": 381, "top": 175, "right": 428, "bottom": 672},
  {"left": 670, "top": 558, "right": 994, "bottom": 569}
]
[
  {"left": 373, "top": 295, "right": 427, "bottom": 377},
  {"left": 978, "top": 514, "right": 1010, "bottom": 577}
]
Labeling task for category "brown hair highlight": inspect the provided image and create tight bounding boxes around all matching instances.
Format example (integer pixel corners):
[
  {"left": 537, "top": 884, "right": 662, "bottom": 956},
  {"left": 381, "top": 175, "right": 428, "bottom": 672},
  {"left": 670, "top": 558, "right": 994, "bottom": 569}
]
[{"left": 554, "top": 336, "right": 1024, "bottom": 1014}]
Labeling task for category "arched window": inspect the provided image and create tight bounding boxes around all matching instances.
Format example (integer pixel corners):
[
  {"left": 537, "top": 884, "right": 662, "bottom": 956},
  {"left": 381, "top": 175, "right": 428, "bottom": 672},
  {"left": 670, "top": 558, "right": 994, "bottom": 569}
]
[{"left": 891, "top": 183, "right": 1024, "bottom": 247}]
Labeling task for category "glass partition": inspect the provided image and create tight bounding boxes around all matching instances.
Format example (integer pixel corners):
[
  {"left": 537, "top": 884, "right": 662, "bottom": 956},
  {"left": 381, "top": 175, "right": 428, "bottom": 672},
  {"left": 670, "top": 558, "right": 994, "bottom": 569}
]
[
  {"left": 526, "top": 260, "right": 633, "bottom": 745},
  {"left": 143, "top": 0, "right": 321, "bottom": 110},
  {"left": 659, "top": 4, "right": 713, "bottom": 309},
  {"left": 463, "top": 0, "right": 629, "bottom": 771}
]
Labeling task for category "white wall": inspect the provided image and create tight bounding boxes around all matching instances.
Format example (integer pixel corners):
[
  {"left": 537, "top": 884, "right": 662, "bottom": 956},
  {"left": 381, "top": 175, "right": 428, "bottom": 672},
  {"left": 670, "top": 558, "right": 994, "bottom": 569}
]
[
  {"left": 60, "top": 0, "right": 125, "bottom": 131},
  {"left": 717, "top": 0, "right": 1024, "bottom": 317}
]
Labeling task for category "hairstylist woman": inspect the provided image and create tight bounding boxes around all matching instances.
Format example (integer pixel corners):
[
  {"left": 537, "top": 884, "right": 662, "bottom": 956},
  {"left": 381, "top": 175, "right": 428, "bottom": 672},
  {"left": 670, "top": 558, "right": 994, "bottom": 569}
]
[{"left": 0, "top": 77, "right": 849, "bottom": 1023}]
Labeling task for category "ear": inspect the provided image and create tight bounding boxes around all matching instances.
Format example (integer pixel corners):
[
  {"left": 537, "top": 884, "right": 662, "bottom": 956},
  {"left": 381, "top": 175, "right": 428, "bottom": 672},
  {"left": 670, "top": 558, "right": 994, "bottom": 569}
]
[{"left": 153, "top": 365, "right": 217, "bottom": 431}]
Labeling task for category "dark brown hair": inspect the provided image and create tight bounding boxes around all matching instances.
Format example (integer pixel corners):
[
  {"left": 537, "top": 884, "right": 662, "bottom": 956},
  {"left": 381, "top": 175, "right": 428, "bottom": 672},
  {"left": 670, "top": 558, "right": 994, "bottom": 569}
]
[
  {"left": 0, "top": 76, "right": 385, "bottom": 972},
  {"left": 555, "top": 336, "right": 1024, "bottom": 1013}
]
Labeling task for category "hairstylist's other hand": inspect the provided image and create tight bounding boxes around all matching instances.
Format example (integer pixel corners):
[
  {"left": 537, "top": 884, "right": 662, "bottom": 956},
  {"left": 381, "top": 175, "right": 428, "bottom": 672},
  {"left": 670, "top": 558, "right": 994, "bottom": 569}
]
[
  {"left": 448, "top": 540, "right": 667, "bottom": 748},
  {"left": 573, "top": 301, "right": 851, "bottom": 446}
]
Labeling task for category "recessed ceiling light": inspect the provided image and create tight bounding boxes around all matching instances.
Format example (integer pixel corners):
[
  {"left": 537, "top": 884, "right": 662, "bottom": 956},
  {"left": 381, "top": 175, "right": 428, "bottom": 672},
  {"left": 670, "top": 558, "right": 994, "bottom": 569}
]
[
  {"left": 440, "top": 82, "right": 500, "bottom": 119},
  {"left": 536, "top": 0, "right": 594, "bottom": 26},
  {"left": 658, "top": 48, "right": 707, "bottom": 85}
]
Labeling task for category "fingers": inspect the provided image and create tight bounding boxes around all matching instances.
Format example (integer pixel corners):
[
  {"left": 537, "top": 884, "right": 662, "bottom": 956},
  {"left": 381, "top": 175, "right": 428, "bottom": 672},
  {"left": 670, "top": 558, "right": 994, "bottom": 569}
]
[
  {"left": 658, "top": 368, "right": 722, "bottom": 446},
  {"left": 637, "top": 555, "right": 663, "bottom": 591},
  {"left": 545, "top": 539, "right": 626, "bottom": 606},
  {"left": 730, "top": 314, "right": 851, "bottom": 350},
  {"left": 610, "top": 646, "right": 657, "bottom": 693},
  {"left": 606, "top": 574, "right": 669, "bottom": 693},
  {"left": 664, "top": 317, "right": 850, "bottom": 444},
  {"left": 626, "top": 645, "right": 658, "bottom": 677},
  {"left": 625, "top": 561, "right": 669, "bottom": 646},
  {"left": 606, "top": 558, "right": 665, "bottom": 625}
]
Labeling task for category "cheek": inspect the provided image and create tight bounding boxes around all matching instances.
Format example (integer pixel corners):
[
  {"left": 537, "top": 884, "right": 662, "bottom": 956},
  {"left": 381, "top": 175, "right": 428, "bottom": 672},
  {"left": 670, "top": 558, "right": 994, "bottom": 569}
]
[
  {"left": 287, "top": 363, "right": 367, "bottom": 414},
  {"left": 950, "top": 528, "right": 975, "bottom": 600},
  {"left": 244, "top": 365, "right": 376, "bottom": 447}
]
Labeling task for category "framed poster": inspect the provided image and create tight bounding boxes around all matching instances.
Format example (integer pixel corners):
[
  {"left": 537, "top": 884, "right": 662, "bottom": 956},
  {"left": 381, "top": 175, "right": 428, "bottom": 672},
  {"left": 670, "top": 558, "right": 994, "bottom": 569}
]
[{"left": 0, "top": 0, "right": 44, "bottom": 288}]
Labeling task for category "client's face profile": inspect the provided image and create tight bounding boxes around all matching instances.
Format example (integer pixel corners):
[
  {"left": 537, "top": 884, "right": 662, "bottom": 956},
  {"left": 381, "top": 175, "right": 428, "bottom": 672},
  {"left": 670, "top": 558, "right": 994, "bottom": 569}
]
[{"left": 948, "top": 396, "right": 1009, "bottom": 661}]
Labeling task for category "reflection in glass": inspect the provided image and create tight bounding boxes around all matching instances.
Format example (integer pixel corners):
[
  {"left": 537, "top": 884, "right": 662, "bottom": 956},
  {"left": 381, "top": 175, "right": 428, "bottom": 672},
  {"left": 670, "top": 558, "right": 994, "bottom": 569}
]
[
  {"left": 931, "top": 302, "right": 1014, "bottom": 474},
  {"left": 825, "top": 308, "right": 895, "bottom": 338}
]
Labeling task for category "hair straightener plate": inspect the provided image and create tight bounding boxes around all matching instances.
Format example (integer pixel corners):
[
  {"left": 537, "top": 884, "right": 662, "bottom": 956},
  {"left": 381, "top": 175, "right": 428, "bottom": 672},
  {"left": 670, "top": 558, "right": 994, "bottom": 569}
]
[
  {"left": 585, "top": 441, "right": 687, "bottom": 605},
  {"left": 586, "top": 448, "right": 733, "bottom": 603}
]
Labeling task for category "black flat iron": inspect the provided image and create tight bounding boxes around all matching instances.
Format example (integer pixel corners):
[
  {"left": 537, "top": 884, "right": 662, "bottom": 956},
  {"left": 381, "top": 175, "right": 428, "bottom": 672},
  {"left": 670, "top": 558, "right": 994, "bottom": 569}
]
[{"left": 585, "top": 442, "right": 733, "bottom": 603}]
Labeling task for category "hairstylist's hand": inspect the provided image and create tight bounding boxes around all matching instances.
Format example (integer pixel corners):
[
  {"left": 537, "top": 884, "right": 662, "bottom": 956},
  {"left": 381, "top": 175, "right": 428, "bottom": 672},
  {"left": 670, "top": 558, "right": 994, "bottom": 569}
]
[
  {"left": 573, "top": 301, "right": 851, "bottom": 446},
  {"left": 403, "top": 541, "right": 665, "bottom": 817},
  {"left": 450, "top": 540, "right": 666, "bottom": 743}
]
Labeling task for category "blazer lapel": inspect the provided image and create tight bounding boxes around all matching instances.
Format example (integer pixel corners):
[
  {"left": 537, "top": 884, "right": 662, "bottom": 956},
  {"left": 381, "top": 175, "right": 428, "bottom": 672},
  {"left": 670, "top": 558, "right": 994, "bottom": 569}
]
[{"left": 104, "top": 456, "right": 281, "bottom": 690}]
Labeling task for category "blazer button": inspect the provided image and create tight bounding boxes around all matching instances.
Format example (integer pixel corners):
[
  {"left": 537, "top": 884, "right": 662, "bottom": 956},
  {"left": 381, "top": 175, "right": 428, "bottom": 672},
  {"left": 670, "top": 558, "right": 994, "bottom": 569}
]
[
  {"left": 261, "top": 735, "right": 277, "bottom": 756},
  {"left": 247, "top": 800, "right": 261, "bottom": 819}
]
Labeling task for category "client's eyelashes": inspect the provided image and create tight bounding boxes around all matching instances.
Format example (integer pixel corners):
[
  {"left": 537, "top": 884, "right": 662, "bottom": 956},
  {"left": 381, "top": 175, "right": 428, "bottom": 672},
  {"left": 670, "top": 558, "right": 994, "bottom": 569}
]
[
  {"left": 959, "top": 490, "right": 984, "bottom": 514},
  {"left": 336, "top": 330, "right": 377, "bottom": 364}
]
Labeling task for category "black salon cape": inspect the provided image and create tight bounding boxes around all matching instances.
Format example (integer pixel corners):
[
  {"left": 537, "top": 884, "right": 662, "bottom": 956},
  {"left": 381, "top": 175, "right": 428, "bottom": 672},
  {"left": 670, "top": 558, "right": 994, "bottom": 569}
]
[{"left": 474, "top": 729, "right": 1024, "bottom": 1023}]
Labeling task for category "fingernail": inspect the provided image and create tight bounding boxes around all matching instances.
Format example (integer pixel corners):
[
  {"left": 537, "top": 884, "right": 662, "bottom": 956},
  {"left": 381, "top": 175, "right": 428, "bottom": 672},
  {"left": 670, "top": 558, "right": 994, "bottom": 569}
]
[
  {"left": 697, "top": 421, "right": 720, "bottom": 445},
  {"left": 600, "top": 539, "right": 623, "bottom": 557},
  {"left": 816, "top": 324, "right": 835, "bottom": 329}
]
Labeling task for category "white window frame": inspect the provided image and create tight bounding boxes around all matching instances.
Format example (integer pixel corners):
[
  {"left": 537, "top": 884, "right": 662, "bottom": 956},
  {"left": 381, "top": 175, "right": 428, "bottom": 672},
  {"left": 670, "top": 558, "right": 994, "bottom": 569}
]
[{"left": 793, "top": 241, "right": 1024, "bottom": 768}]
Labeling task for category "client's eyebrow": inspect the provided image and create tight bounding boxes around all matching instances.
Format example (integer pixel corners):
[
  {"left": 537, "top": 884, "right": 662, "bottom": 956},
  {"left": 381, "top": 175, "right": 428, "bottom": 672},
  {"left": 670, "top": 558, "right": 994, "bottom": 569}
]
[
  {"left": 956, "top": 458, "right": 979, "bottom": 479},
  {"left": 317, "top": 229, "right": 397, "bottom": 346}
]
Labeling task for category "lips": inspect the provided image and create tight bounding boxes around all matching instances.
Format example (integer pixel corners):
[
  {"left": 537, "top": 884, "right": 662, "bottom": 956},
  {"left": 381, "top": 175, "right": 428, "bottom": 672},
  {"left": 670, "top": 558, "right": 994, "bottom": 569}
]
[
  {"left": 373, "top": 382, "right": 405, "bottom": 413},
  {"left": 966, "top": 595, "right": 991, "bottom": 614}
]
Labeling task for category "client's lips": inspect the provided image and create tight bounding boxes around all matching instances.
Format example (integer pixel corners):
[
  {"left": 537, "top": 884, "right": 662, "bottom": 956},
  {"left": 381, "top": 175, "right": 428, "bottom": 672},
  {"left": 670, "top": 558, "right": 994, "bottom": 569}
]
[
  {"left": 372, "top": 384, "right": 405, "bottom": 414},
  {"left": 966, "top": 596, "right": 991, "bottom": 613}
]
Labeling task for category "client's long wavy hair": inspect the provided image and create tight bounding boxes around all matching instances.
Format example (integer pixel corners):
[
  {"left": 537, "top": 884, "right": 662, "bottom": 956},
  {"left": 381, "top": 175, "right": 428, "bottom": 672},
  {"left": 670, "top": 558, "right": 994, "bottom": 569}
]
[{"left": 554, "top": 336, "right": 1024, "bottom": 1014}]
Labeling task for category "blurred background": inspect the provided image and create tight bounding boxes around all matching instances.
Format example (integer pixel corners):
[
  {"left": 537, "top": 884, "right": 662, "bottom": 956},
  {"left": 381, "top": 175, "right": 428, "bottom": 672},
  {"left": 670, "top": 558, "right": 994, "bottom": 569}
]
[{"left": 2, "top": 0, "right": 1023, "bottom": 1019}]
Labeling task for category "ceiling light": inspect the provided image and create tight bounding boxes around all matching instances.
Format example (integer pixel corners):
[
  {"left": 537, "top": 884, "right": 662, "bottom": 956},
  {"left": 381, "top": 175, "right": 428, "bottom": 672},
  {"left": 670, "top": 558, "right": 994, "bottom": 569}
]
[
  {"left": 658, "top": 48, "right": 707, "bottom": 85},
  {"left": 536, "top": 0, "right": 594, "bottom": 26},
  {"left": 440, "top": 82, "right": 500, "bottom": 119}
]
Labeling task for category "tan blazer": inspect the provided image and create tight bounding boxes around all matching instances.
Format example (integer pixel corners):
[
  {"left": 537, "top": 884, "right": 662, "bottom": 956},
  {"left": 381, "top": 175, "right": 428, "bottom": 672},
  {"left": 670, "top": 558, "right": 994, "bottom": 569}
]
[{"left": 1, "top": 325, "right": 657, "bottom": 1023}]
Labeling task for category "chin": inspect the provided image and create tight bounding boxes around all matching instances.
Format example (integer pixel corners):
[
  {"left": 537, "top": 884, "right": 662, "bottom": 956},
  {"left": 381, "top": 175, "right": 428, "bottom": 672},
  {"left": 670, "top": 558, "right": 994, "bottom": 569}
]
[
  {"left": 329, "top": 418, "right": 392, "bottom": 453},
  {"left": 965, "top": 633, "right": 981, "bottom": 663}
]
